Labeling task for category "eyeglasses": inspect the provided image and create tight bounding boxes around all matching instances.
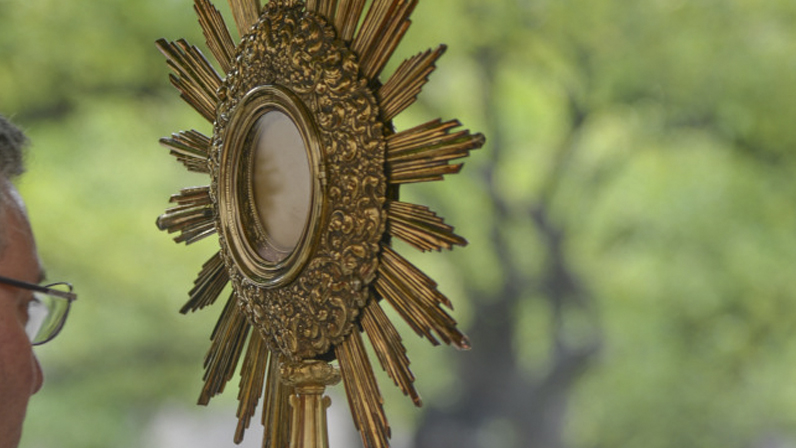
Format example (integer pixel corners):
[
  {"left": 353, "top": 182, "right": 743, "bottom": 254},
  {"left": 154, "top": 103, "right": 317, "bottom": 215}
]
[{"left": 0, "top": 274, "right": 77, "bottom": 345}]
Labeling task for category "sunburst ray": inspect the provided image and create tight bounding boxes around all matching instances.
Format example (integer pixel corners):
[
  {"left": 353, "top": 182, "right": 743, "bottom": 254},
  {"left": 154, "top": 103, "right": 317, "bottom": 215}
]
[
  {"left": 160, "top": 129, "right": 211, "bottom": 174},
  {"left": 194, "top": 0, "right": 236, "bottom": 73},
  {"left": 227, "top": 0, "right": 261, "bottom": 37},
  {"left": 157, "top": 1, "right": 484, "bottom": 446},
  {"left": 315, "top": 0, "right": 339, "bottom": 23},
  {"left": 386, "top": 200, "right": 466, "bottom": 252},
  {"left": 235, "top": 333, "right": 269, "bottom": 443},
  {"left": 156, "top": 186, "right": 215, "bottom": 244},
  {"left": 200, "top": 293, "right": 251, "bottom": 405},
  {"left": 386, "top": 119, "right": 485, "bottom": 184},
  {"left": 378, "top": 45, "right": 446, "bottom": 122},
  {"left": 337, "top": 331, "right": 391, "bottom": 448},
  {"left": 334, "top": 0, "right": 366, "bottom": 41},
  {"left": 353, "top": 0, "right": 418, "bottom": 81},
  {"left": 361, "top": 300, "right": 421, "bottom": 406},
  {"left": 156, "top": 38, "right": 223, "bottom": 122},
  {"left": 262, "top": 352, "right": 292, "bottom": 448},
  {"left": 182, "top": 251, "right": 229, "bottom": 313},
  {"left": 375, "top": 246, "right": 470, "bottom": 349}
]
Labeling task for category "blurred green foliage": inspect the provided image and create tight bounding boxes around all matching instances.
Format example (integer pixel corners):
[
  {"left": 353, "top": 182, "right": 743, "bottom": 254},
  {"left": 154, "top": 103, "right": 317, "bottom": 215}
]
[{"left": 2, "top": 0, "right": 796, "bottom": 447}]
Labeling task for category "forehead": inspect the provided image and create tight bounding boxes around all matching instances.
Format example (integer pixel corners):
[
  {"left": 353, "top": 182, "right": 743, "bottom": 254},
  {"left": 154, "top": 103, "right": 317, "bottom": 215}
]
[{"left": 0, "top": 183, "right": 42, "bottom": 283}]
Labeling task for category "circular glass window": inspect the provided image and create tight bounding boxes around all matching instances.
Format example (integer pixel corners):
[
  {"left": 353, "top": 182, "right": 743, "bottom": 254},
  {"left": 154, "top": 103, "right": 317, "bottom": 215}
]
[{"left": 250, "top": 110, "right": 312, "bottom": 263}]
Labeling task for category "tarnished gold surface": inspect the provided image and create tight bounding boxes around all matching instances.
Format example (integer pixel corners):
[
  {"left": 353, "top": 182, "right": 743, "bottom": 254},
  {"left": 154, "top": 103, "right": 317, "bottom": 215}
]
[
  {"left": 281, "top": 361, "right": 340, "bottom": 448},
  {"left": 281, "top": 360, "right": 340, "bottom": 389},
  {"left": 212, "top": 5, "right": 386, "bottom": 360},
  {"left": 156, "top": 1, "right": 484, "bottom": 447}
]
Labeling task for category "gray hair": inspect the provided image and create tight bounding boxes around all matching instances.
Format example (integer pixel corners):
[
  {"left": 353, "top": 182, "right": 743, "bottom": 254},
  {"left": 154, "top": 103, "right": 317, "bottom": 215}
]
[
  {"left": 0, "top": 115, "right": 27, "bottom": 181},
  {"left": 0, "top": 115, "right": 28, "bottom": 250}
]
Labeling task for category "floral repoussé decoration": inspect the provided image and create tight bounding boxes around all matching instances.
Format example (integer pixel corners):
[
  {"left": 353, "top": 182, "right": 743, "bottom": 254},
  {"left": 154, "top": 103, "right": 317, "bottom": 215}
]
[{"left": 156, "top": 1, "right": 484, "bottom": 447}]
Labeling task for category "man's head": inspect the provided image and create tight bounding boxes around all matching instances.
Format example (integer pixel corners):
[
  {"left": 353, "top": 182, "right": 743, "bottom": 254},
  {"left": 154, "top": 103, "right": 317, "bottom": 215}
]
[{"left": 0, "top": 115, "right": 43, "bottom": 448}]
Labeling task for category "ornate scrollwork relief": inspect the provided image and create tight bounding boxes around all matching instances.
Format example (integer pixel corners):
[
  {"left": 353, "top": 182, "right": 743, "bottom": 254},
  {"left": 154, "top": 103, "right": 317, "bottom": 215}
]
[{"left": 213, "top": 3, "right": 386, "bottom": 360}]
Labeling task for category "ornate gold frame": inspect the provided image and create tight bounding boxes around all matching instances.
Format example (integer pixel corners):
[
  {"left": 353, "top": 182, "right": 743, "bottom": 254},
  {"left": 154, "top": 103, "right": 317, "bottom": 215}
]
[
  {"left": 218, "top": 85, "right": 325, "bottom": 287},
  {"left": 156, "top": 1, "right": 484, "bottom": 447}
]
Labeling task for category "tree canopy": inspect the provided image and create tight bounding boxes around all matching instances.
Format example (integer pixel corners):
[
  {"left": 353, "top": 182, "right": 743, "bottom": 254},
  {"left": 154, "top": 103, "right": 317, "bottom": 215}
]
[{"left": 2, "top": 0, "right": 796, "bottom": 447}]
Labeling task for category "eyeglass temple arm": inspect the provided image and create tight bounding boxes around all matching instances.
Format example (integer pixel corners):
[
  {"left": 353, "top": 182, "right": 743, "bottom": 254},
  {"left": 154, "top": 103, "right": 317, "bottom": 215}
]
[{"left": 0, "top": 275, "right": 77, "bottom": 301}]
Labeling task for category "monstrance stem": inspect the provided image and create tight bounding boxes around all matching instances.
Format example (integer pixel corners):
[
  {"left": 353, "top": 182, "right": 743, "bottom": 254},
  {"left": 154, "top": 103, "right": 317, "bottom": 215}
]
[{"left": 281, "top": 360, "right": 341, "bottom": 448}]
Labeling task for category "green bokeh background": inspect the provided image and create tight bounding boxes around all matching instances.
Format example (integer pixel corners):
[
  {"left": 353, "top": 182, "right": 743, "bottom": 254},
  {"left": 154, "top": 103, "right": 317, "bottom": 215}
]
[{"left": 3, "top": 0, "right": 796, "bottom": 447}]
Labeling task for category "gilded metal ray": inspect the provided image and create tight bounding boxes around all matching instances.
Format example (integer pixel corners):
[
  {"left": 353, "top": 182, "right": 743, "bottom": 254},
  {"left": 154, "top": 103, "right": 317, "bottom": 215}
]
[
  {"left": 194, "top": 0, "right": 236, "bottom": 73},
  {"left": 387, "top": 119, "right": 485, "bottom": 184},
  {"left": 386, "top": 200, "right": 466, "bottom": 252},
  {"left": 156, "top": 186, "right": 215, "bottom": 245},
  {"left": 235, "top": 333, "right": 268, "bottom": 443},
  {"left": 156, "top": 1, "right": 481, "bottom": 446},
  {"left": 156, "top": 38, "right": 223, "bottom": 122},
  {"left": 375, "top": 246, "right": 470, "bottom": 349},
  {"left": 160, "top": 129, "right": 211, "bottom": 174},
  {"left": 378, "top": 46, "right": 446, "bottom": 122},
  {"left": 337, "top": 331, "right": 391, "bottom": 448},
  {"left": 316, "top": 0, "right": 338, "bottom": 23},
  {"left": 334, "top": 0, "right": 366, "bottom": 41},
  {"left": 352, "top": 0, "right": 418, "bottom": 80},
  {"left": 362, "top": 301, "right": 421, "bottom": 406},
  {"left": 227, "top": 0, "right": 261, "bottom": 37},
  {"left": 262, "top": 353, "right": 292, "bottom": 448},
  {"left": 199, "top": 293, "right": 251, "bottom": 405},
  {"left": 182, "top": 251, "right": 229, "bottom": 313}
]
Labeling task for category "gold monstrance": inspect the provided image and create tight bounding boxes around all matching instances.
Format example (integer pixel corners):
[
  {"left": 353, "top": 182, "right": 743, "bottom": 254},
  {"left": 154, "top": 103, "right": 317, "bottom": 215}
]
[{"left": 156, "top": 1, "right": 484, "bottom": 447}]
